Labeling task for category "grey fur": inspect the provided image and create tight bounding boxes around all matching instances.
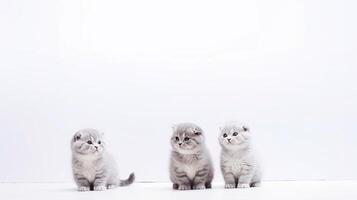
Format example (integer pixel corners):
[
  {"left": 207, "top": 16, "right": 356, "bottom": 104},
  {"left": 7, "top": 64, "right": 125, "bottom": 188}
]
[
  {"left": 169, "top": 123, "right": 214, "bottom": 190},
  {"left": 219, "top": 123, "right": 262, "bottom": 189},
  {"left": 71, "top": 128, "right": 135, "bottom": 191}
]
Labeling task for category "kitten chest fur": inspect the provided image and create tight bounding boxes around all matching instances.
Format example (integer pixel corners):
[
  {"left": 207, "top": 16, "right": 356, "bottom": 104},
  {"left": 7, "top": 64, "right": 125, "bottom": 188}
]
[
  {"left": 177, "top": 154, "right": 204, "bottom": 180},
  {"left": 222, "top": 151, "right": 253, "bottom": 176},
  {"left": 182, "top": 162, "right": 199, "bottom": 179},
  {"left": 75, "top": 155, "right": 102, "bottom": 182},
  {"left": 224, "top": 156, "right": 243, "bottom": 176}
]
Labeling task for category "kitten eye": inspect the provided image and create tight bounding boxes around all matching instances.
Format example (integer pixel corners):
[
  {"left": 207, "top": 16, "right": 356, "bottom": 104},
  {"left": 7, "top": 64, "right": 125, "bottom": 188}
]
[
  {"left": 98, "top": 141, "right": 101, "bottom": 144},
  {"left": 223, "top": 133, "right": 228, "bottom": 138},
  {"left": 184, "top": 137, "right": 190, "bottom": 141},
  {"left": 233, "top": 132, "right": 238, "bottom": 136},
  {"left": 87, "top": 141, "right": 92, "bottom": 144},
  {"left": 175, "top": 137, "right": 179, "bottom": 141}
]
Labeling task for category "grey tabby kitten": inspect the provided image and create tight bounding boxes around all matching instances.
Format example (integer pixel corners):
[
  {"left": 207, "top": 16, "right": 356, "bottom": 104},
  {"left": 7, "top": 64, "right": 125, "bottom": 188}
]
[
  {"left": 71, "top": 128, "right": 135, "bottom": 192},
  {"left": 169, "top": 123, "right": 214, "bottom": 190},
  {"left": 219, "top": 123, "right": 261, "bottom": 189}
]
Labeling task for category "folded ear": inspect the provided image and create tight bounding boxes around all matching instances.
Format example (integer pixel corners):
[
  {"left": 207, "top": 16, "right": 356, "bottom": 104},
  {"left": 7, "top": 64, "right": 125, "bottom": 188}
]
[
  {"left": 73, "top": 132, "right": 81, "bottom": 142},
  {"left": 172, "top": 124, "right": 177, "bottom": 132},
  {"left": 242, "top": 126, "right": 249, "bottom": 132},
  {"left": 193, "top": 127, "right": 202, "bottom": 135}
]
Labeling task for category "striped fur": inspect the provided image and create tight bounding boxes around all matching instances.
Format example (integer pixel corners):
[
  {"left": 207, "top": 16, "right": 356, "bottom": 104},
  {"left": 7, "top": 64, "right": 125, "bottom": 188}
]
[
  {"left": 219, "top": 123, "right": 262, "bottom": 189},
  {"left": 71, "top": 129, "right": 135, "bottom": 191},
  {"left": 169, "top": 123, "right": 214, "bottom": 190}
]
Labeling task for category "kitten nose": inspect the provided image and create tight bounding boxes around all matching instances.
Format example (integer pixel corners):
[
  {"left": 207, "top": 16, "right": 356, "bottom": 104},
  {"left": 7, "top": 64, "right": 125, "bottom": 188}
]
[
  {"left": 95, "top": 146, "right": 98, "bottom": 149},
  {"left": 178, "top": 143, "right": 182, "bottom": 146},
  {"left": 227, "top": 138, "right": 231, "bottom": 142}
]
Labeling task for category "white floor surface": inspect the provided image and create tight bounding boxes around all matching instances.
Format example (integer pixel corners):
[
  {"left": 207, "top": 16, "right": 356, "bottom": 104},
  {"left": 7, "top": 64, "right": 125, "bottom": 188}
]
[{"left": 1, "top": 181, "right": 356, "bottom": 200}]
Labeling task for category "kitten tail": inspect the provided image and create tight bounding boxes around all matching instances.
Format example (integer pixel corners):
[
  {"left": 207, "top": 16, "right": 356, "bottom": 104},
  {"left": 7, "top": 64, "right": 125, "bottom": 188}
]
[{"left": 119, "top": 173, "right": 135, "bottom": 186}]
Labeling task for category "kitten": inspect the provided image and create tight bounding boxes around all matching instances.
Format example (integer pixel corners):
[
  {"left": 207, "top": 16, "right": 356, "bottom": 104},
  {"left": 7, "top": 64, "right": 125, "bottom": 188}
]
[
  {"left": 71, "top": 128, "right": 135, "bottom": 192},
  {"left": 169, "top": 123, "right": 214, "bottom": 190},
  {"left": 219, "top": 123, "right": 261, "bottom": 189}
]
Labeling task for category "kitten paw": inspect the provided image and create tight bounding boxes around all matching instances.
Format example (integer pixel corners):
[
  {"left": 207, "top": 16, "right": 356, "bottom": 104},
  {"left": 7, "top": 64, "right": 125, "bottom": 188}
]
[
  {"left": 177, "top": 185, "right": 191, "bottom": 190},
  {"left": 225, "top": 183, "right": 236, "bottom": 189},
  {"left": 94, "top": 185, "right": 107, "bottom": 191},
  {"left": 77, "top": 186, "right": 90, "bottom": 192},
  {"left": 237, "top": 183, "right": 250, "bottom": 188},
  {"left": 193, "top": 184, "right": 206, "bottom": 190},
  {"left": 107, "top": 184, "right": 118, "bottom": 189},
  {"left": 251, "top": 182, "right": 261, "bottom": 187},
  {"left": 173, "top": 183, "right": 179, "bottom": 190}
]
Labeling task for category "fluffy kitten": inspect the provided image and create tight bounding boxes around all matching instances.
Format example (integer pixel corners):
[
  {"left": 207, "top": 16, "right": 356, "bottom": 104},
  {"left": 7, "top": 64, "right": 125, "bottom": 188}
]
[
  {"left": 219, "top": 123, "right": 261, "bottom": 189},
  {"left": 169, "top": 123, "right": 214, "bottom": 190},
  {"left": 71, "top": 128, "right": 135, "bottom": 191}
]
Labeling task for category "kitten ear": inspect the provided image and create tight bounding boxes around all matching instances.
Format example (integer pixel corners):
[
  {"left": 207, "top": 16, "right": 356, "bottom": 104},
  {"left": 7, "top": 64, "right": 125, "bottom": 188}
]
[
  {"left": 172, "top": 124, "right": 177, "bottom": 132},
  {"left": 73, "top": 132, "right": 81, "bottom": 142},
  {"left": 219, "top": 126, "right": 223, "bottom": 131},
  {"left": 193, "top": 128, "right": 202, "bottom": 135},
  {"left": 242, "top": 126, "right": 249, "bottom": 132}
]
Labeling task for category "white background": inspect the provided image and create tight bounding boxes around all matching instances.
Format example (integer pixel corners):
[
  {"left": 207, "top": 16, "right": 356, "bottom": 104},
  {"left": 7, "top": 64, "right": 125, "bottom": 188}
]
[{"left": 0, "top": 0, "right": 356, "bottom": 183}]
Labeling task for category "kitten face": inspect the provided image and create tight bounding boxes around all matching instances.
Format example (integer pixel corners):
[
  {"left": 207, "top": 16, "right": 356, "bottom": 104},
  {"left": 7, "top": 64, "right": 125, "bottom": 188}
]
[
  {"left": 219, "top": 125, "right": 250, "bottom": 150},
  {"left": 71, "top": 129, "right": 105, "bottom": 156},
  {"left": 171, "top": 123, "right": 204, "bottom": 154}
]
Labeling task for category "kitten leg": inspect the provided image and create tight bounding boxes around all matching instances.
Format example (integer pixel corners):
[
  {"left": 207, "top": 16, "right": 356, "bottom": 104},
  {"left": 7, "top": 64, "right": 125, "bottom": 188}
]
[
  {"left": 250, "top": 171, "right": 262, "bottom": 187},
  {"left": 93, "top": 170, "right": 108, "bottom": 191},
  {"left": 192, "top": 167, "right": 210, "bottom": 190},
  {"left": 237, "top": 163, "right": 255, "bottom": 188},
  {"left": 74, "top": 174, "right": 90, "bottom": 192},
  {"left": 223, "top": 172, "right": 236, "bottom": 189},
  {"left": 173, "top": 169, "right": 191, "bottom": 190},
  {"left": 237, "top": 173, "right": 253, "bottom": 188},
  {"left": 205, "top": 182, "right": 212, "bottom": 189}
]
